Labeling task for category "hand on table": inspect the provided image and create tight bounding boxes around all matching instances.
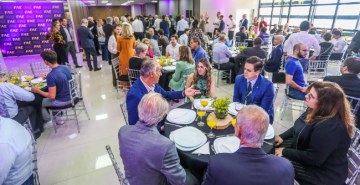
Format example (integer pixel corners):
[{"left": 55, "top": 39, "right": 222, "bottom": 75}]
[
  {"left": 275, "top": 147, "right": 284, "bottom": 157},
  {"left": 184, "top": 85, "right": 201, "bottom": 97},
  {"left": 31, "top": 86, "right": 41, "bottom": 94}
]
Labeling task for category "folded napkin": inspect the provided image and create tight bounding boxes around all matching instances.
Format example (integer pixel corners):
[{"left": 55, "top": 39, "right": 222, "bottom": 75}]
[{"left": 192, "top": 142, "right": 210, "bottom": 155}]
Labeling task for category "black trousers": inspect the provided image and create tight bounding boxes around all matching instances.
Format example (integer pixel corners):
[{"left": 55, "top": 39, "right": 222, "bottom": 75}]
[
  {"left": 84, "top": 47, "right": 98, "bottom": 69},
  {"left": 65, "top": 41, "right": 79, "bottom": 66},
  {"left": 134, "top": 32, "right": 144, "bottom": 41},
  {"left": 228, "top": 31, "right": 234, "bottom": 41},
  {"left": 54, "top": 44, "right": 67, "bottom": 65},
  {"left": 214, "top": 62, "right": 236, "bottom": 82},
  {"left": 93, "top": 37, "right": 100, "bottom": 55}
]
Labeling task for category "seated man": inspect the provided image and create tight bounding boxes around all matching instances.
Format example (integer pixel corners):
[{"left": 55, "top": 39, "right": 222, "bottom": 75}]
[
  {"left": 235, "top": 26, "right": 248, "bottom": 43},
  {"left": 212, "top": 35, "right": 235, "bottom": 81},
  {"left": 285, "top": 43, "right": 308, "bottom": 100},
  {"left": 324, "top": 56, "right": 360, "bottom": 128},
  {"left": 235, "top": 37, "right": 266, "bottom": 60},
  {"left": 166, "top": 35, "right": 181, "bottom": 60},
  {"left": 265, "top": 35, "right": 284, "bottom": 73},
  {"left": 119, "top": 93, "right": 198, "bottom": 185},
  {"left": 202, "top": 105, "right": 294, "bottom": 185},
  {"left": 0, "top": 82, "right": 43, "bottom": 137},
  {"left": 0, "top": 116, "right": 33, "bottom": 185},
  {"left": 31, "top": 50, "right": 72, "bottom": 125},
  {"left": 190, "top": 37, "right": 207, "bottom": 65},
  {"left": 212, "top": 28, "right": 221, "bottom": 40},
  {"left": 126, "top": 60, "right": 200, "bottom": 127},
  {"left": 331, "top": 30, "right": 347, "bottom": 53},
  {"left": 178, "top": 28, "right": 190, "bottom": 46},
  {"left": 233, "top": 56, "right": 275, "bottom": 124}
]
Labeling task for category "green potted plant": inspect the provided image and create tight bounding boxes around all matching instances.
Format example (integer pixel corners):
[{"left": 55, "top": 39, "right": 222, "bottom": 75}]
[{"left": 211, "top": 97, "right": 231, "bottom": 119}]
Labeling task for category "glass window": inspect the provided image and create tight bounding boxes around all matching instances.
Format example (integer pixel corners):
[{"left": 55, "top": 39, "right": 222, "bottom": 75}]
[
  {"left": 313, "top": 19, "right": 333, "bottom": 29},
  {"left": 337, "top": 4, "right": 360, "bottom": 16},
  {"left": 288, "top": 18, "right": 304, "bottom": 27},
  {"left": 334, "top": 19, "right": 358, "bottom": 30},
  {"left": 291, "top": 6, "right": 310, "bottom": 16},
  {"left": 260, "top": 0, "right": 273, "bottom": 5},
  {"left": 341, "top": 0, "right": 360, "bottom": 2},
  {"left": 316, "top": 0, "right": 337, "bottom": 4},
  {"left": 314, "top": 5, "right": 336, "bottom": 16},
  {"left": 291, "top": 0, "right": 311, "bottom": 5},
  {"left": 259, "top": 7, "right": 272, "bottom": 16}
]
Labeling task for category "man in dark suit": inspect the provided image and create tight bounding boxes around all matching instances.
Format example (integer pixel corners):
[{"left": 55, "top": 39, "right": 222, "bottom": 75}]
[
  {"left": 203, "top": 105, "right": 294, "bottom": 185},
  {"left": 103, "top": 17, "right": 114, "bottom": 65},
  {"left": 233, "top": 56, "right": 275, "bottom": 124},
  {"left": 59, "top": 18, "right": 81, "bottom": 68},
  {"left": 126, "top": 60, "right": 200, "bottom": 128},
  {"left": 77, "top": 19, "right": 100, "bottom": 71},
  {"left": 324, "top": 56, "right": 360, "bottom": 128},
  {"left": 235, "top": 37, "right": 266, "bottom": 74},
  {"left": 239, "top": 14, "right": 248, "bottom": 30},
  {"left": 119, "top": 93, "right": 198, "bottom": 185},
  {"left": 265, "top": 35, "right": 284, "bottom": 73},
  {"left": 87, "top": 16, "right": 100, "bottom": 55}
]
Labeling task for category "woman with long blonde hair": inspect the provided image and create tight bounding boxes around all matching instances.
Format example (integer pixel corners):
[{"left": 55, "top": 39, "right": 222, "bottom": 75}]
[
  {"left": 169, "top": 46, "right": 195, "bottom": 91},
  {"left": 275, "top": 82, "right": 355, "bottom": 185},
  {"left": 117, "top": 24, "right": 136, "bottom": 76},
  {"left": 186, "top": 58, "right": 215, "bottom": 101}
]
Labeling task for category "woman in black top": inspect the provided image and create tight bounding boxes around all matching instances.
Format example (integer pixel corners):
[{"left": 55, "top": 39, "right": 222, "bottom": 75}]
[
  {"left": 47, "top": 21, "right": 67, "bottom": 65},
  {"left": 317, "top": 32, "right": 334, "bottom": 60},
  {"left": 275, "top": 82, "right": 356, "bottom": 185}
]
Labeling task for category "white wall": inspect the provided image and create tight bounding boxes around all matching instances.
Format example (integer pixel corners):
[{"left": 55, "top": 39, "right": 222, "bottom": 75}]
[
  {"left": 145, "top": 3, "right": 156, "bottom": 15},
  {"left": 158, "top": 0, "right": 193, "bottom": 16},
  {"left": 199, "top": 0, "right": 259, "bottom": 33}
]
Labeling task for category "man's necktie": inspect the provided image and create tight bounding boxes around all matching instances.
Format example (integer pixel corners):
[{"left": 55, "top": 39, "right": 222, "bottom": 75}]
[{"left": 246, "top": 82, "right": 252, "bottom": 105}]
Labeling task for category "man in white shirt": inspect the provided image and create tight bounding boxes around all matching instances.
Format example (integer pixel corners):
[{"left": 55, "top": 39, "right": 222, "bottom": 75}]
[
  {"left": 213, "top": 11, "right": 221, "bottom": 35},
  {"left": 227, "top": 14, "right": 236, "bottom": 46},
  {"left": 153, "top": 15, "right": 162, "bottom": 33},
  {"left": 166, "top": 35, "right": 181, "bottom": 60},
  {"left": 284, "top": 20, "right": 320, "bottom": 72},
  {"left": 176, "top": 15, "right": 189, "bottom": 37},
  {"left": 332, "top": 30, "right": 347, "bottom": 53},
  {"left": 132, "top": 16, "right": 144, "bottom": 41},
  {"left": 213, "top": 35, "right": 235, "bottom": 81},
  {"left": 178, "top": 28, "right": 190, "bottom": 46}
]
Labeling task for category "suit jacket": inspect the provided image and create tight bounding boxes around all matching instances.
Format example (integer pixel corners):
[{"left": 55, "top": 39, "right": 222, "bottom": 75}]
[
  {"left": 126, "top": 78, "right": 184, "bottom": 125},
  {"left": 240, "top": 19, "right": 248, "bottom": 29},
  {"left": 77, "top": 26, "right": 94, "bottom": 49},
  {"left": 202, "top": 147, "right": 294, "bottom": 185},
  {"left": 265, "top": 44, "right": 284, "bottom": 72},
  {"left": 118, "top": 123, "right": 186, "bottom": 185},
  {"left": 236, "top": 47, "right": 267, "bottom": 60},
  {"left": 59, "top": 26, "right": 68, "bottom": 44},
  {"left": 103, "top": 24, "right": 114, "bottom": 45},
  {"left": 87, "top": 21, "right": 97, "bottom": 37},
  {"left": 233, "top": 75, "right": 275, "bottom": 124}
]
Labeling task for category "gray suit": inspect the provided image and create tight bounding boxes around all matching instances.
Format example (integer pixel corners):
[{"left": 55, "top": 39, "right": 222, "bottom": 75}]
[
  {"left": 77, "top": 25, "right": 97, "bottom": 69},
  {"left": 118, "top": 123, "right": 186, "bottom": 185}
]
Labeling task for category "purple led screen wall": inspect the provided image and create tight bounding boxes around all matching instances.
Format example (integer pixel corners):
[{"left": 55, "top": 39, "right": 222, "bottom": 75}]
[{"left": 0, "top": 2, "right": 64, "bottom": 57}]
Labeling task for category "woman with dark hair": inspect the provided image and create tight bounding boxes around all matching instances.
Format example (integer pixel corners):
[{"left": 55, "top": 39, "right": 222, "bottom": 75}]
[
  {"left": 188, "top": 19, "right": 206, "bottom": 48},
  {"left": 160, "top": 15, "right": 170, "bottom": 39},
  {"left": 185, "top": 58, "right": 215, "bottom": 102},
  {"left": 275, "top": 82, "right": 355, "bottom": 185},
  {"left": 47, "top": 21, "right": 67, "bottom": 65},
  {"left": 258, "top": 27, "right": 270, "bottom": 46},
  {"left": 169, "top": 46, "right": 195, "bottom": 91},
  {"left": 317, "top": 32, "right": 334, "bottom": 60}
]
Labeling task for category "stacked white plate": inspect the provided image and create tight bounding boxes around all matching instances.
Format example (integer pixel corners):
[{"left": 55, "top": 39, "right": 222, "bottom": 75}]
[
  {"left": 265, "top": 124, "right": 275, "bottom": 139},
  {"left": 163, "top": 66, "right": 176, "bottom": 71},
  {"left": 169, "top": 126, "right": 207, "bottom": 151},
  {"left": 30, "top": 78, "right": 46, "bottom": 84},
  {"left": 166, "top": 108, "right": 196, "bottom": 124},
  {"left": 194, "top": 99, "right": 214, "bottom": 111},
  {"left": 214, "top": 136, "right": 240, "bottom": 154},
  {"left": 228, "top": 102, "right": 244, "bottom": 115}
]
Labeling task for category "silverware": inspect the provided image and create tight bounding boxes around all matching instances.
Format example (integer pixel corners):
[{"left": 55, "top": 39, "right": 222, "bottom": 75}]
[
  {"left": 263, "top": 140, "right": 274, "bottom": 146},
  {"left": 215, "top": 134, "right": 234, "bottom": 138},
  {"left": 211, "top": 144, "right": 217, "bottom": 154},
  {"left": 165, "top": 122, "right": 184, "bottom": 128}
]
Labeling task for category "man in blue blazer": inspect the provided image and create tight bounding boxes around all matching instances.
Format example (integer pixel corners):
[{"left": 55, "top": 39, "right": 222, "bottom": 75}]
[
  {"left": 77, "top": 19, "right": 100, "bottom": 71},
  {"left": 202, "top": 105, "right": 294, "bottom": 185},
  {"left": 126, "top": 60, "right": 200, "bottom": 129},
  {"left": 233, "top": 56, "right": 275, "bottom": 124},
  {"left": 265, "top": 35, "right": 284, "bottom": 73}
]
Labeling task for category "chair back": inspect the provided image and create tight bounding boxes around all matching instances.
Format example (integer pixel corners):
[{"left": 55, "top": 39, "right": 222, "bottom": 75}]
[
  {"left": 347, "top": 129, "right": 360, "bottom": 185},
  {"left": 105, "top": 145, "right": 129, "bottom": 185},
  {"left": 68, "top": 74, "right": 80, "bottom": 106},
  {"left": 127, "top": 68, "right": 140, "bottom": 87},
  {"left": 111, "top": 57, "right": 120, "bottom": 79},
  {"left": 24, "top": 124, "right": 40, "bottom": 185},
  {"left": 120, "top": 102, "right": 129, "bottom": 125},
  {"left": 307, "top": 60, "right": 328, "bottom": 82},
  {"left": 181, "top": 67, "right": 195, "bottom": 89},
  {"left": 347, "top": 96, "right": 360, "bottom": 115},
  {"left": 30, "top": 62, "right": 51, "bottom": 77}
]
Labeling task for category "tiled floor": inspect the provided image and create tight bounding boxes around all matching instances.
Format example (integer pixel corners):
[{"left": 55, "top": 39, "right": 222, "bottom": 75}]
[{"left": 4, "top": 54, "right": 302, "bottom": 185}]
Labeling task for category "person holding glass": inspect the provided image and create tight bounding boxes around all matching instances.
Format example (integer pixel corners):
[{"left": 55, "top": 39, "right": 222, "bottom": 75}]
[
  {"left": 275, "top": 82, "right": 355, "bottom": 185},
  {"left": 185, "top": 58, "right": 215, "bottom": 102},
  {"left": 169, "top": 46, "right": 195, "bottom": 91}
]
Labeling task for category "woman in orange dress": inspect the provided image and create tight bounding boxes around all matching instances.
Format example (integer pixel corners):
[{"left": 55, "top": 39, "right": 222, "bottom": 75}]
[{"left": 117, "top": 24, "right": 136, "bottom": 76}]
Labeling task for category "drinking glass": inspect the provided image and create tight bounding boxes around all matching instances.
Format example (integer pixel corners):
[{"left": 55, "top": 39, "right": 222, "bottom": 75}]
[
  {"left": 231, "top": 118, "right": 236, "bottom": 127},
  {"left": 197, "top": 109, "right": 206, "bottom": 127},
  {"left": 207, "top": 119, "right": 216, "bottom": 138}
]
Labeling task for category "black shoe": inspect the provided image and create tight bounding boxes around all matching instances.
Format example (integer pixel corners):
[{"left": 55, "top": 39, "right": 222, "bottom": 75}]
[
  {"left": 75, "top": 65, "right": 83, "bottom": 68},
  {"left": 94, "top": 67, "right": 102, "bottom": 71},
  {"left": 89, "top": 67, "right": 93, "bottom": 71}
]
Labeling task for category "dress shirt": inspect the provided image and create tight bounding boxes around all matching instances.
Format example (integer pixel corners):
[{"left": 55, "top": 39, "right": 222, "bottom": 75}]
[
  {"left": 154, "top": 18, "right": 162, "bottom": 31},
  {"left": 176, "top": 19, "right": 189, "bottom": 32},
  {"left": 315, "top": 34, "right": 325, "bottom": 44},
  {"left": 213, "top": 17, "right": 220, "bottom": 28},
  {"left": 212, "top": 42, "right": 232, "bottom": 64},
  {"left": 332, "top": 37, "right": 347, "bottom": 53},
  {"left": 166, "top": 43, "right": 181, "bottom": 60},
  {"left": 0, "top": 83, "right": 34, "bottom": 118},
  {"left": 0, "top": 117, "right": 32, "bottom": 185},
  {"left": 178, "top": 34, "right": 188, "bottom": 46},
  {"left": 132, "top": 19, "right": 144, "bottom": 33},
  {"left": 228, "top": 19, "right": 236, "bottom": 31},
  {"left": 140, "top": 77, "right": 154, "bottom": 92},
  {"left": 107, "top": 35, "right": 118, "bottom": 55},
  {"left": 192, "top": 46, "right": 207, "bottom": 64},
  {"left": 62, "top": 25, "right": 72, "bottom": 42},
  {"left": 247, "top": 76, "right": 258, "bottom": 89},
  {"left": 284, "top": 31, "right": 320, "bottom": 57}
]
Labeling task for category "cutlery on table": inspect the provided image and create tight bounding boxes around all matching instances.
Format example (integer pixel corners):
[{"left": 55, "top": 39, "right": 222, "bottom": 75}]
[
  {"left": 263, "top": 140, "right": 273, "bottom": 146},
  {"left": 165, "top": 122, "right": 184, "bottom": 128}
]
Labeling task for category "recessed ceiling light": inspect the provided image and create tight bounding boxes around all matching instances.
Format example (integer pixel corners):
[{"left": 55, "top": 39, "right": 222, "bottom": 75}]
[
  {"left": 102, "top": 0, "right": 108, "bottom": 3},
  {"left": 151, "top": 0, "right": 157, "bottom": 2},
  {"left": 106, "top": 3, "right": 112, "bottom": 5}
]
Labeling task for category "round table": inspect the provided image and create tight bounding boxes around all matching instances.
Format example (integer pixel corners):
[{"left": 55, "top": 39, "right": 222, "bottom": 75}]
[
  {"left": 159, "top": 69, "right": 175, "bottom": 91},
  {"left": 164, "top": 103, "right": 275, "bottom": 182}
]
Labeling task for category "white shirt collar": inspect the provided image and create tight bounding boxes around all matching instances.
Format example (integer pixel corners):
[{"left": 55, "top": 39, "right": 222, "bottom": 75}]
[
  {"left": 140, "top": 77, "right": 155, "bottom": 92},
  {"left": 247, "top": 76, "right": 258, "bottom": 88}
]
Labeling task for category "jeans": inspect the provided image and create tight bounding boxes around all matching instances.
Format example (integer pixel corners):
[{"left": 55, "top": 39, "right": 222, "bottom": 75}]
[
  {"left": 288, "top": 87, "right": 306, "bottom": 100},
  {"left": 41, "top": 98, "right": 72, "bottom": 122},
  {"left": 66, "top": 41, "right": 79, "bottom": 66},
  {"left": 22, "top": 174, "right": 34, "bottom": 185},
  {"left": 100, "top": 44, "right": 109, "bottom": 61},
  {"left": 84, "top": 47, "right": 98, "bottom": 69}
]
